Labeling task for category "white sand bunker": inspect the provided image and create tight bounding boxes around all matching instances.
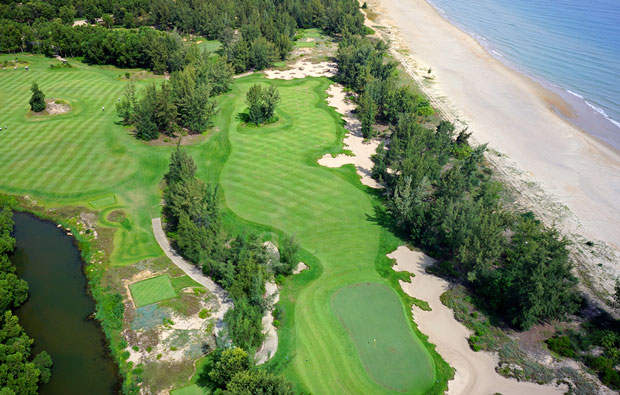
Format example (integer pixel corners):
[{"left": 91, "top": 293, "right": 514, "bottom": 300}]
[
  {"left": 264, "top": 60, "right": 336, "bottom": 80},
  {"left": 388, "top": 246, "right": 565, "bottom": 395},
  {"left": 255, "top": 281, "right": 279, "bottom": 365},
  {"left": 317, "top": 84, "right": 381, "bottom": 188},
  {"left": 293, "top": 262, "right": 308, "bottom": 274}
]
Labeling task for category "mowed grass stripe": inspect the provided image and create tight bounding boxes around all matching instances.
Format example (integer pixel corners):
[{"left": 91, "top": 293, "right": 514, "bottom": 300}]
[{"left": 0, "top": 55, "right": 137, "bottom": 195}]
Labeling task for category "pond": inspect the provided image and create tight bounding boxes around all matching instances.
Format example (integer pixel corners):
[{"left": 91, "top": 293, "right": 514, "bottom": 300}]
[{"left": 11, "top": 212, "right": 120, "bottom": 394}]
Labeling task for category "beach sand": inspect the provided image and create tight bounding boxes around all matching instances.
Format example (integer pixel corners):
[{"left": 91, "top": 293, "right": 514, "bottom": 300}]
[{"left": 368, "top": 0, "right": 620, "bottom": 293}]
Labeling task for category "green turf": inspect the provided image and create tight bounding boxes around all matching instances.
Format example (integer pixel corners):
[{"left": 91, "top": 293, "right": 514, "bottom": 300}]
[
  {"left": 216, "top": 75, "right": 437, "bottom": 393},
  {"left": 89, "top": 194, "right": 116, "bottom": 208},
  {"left": 196, "top": 40, "right": 221, "bottom": 53},
  {"left": 170, "top": 275, "right": 201, "bottom": 292},
  {"left": 0, "top": 54, "right": 170, "bottom": 266},
  {"left": 331, "top": 283, "right": 435, "bottom": 392},
  {"left": 170, "top": 384, "right": 206, "bottom": 395},
  {"left": 130, "top": 275, "right": 177, "bottom": 307}
]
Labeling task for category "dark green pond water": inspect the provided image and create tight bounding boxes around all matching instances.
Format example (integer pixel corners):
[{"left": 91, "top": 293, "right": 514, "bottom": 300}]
[{"left": 11, "top": 212, "right": 119, "bottom": 394}]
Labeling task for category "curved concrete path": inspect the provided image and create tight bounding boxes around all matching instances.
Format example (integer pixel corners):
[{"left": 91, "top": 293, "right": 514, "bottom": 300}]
[{"left": 152, "top": 218, "right": 233, "bottom": 334}]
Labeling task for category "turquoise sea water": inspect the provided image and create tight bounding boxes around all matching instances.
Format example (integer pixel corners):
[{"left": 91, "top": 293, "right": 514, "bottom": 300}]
[{"left": 427, "top": 0, "right": 620, "bottom": 148}]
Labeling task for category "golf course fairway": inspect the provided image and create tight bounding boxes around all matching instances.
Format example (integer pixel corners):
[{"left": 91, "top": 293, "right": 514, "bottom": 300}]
[{"left": 219, "top": 75, "right": 437, "bottom": 394}]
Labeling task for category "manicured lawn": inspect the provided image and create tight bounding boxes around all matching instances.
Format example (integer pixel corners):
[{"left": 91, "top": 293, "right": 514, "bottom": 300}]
[
  {"left": 0, "top": 54, "right": 170, "bottom": 266},
  {"left": 331, "top": 283, "right": 435, "bottom": 393},
  {"left": 130, "top": 275, "right": 176, "bottom": 307},
  {"left": 217, "top": 75, "right": 440, "bottom": 393}
]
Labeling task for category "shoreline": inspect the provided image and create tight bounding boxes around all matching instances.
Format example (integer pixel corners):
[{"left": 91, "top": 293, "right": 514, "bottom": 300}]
[
  {"left": 367, "top": 0, "right": 620, "bottom": 294},
  {"left": 425, "top": 0, "right": 620, "bottom": 152}
]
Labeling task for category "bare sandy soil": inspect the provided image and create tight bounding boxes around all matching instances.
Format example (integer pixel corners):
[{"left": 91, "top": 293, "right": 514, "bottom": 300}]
[
  {"left": 255, "top": 281, "right": 279, "bottom": 365},
  {"left": 366, "top": 0, "right": 620, "bottom": 301},
  {"left": 264, "top": 60, "right": 337, "bottom": 80},
  {"left": 389, "top": 246, "right": 566, "bottom": 395},
  {"left": 293, "top": 262, "right": 308, "bottom": 274},
  {"left": 317, "top": 84, "right": 382, "bottom": 188}
]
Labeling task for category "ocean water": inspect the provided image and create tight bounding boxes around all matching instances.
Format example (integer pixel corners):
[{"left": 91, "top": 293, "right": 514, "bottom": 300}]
[{"left": 427, "top": 0, "right": 620, "bottom": 148}]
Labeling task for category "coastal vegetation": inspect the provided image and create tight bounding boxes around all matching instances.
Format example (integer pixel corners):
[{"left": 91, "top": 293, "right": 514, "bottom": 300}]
[
  {"left": 0, "top": 196, "right": 53, "bottom": 393},
  {"left": 334, "top": 33, "right": 579, "bottom": 331}
]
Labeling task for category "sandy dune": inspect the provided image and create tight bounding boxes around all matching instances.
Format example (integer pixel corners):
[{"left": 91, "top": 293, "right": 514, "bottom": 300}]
[{"left": 389, "top": 246, "right": 565, "bottom": 395}]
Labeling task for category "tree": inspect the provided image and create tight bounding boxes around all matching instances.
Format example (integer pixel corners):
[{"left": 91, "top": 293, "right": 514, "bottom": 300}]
[
  {"left": 33, "top": 351, "right": 52, "bottom": 384},
  {"left": 246, "top": 84, "right": 265, "bottom": 124},
  {"left": 227, "top": 369, "right": 293, "bottom": 394},
  {"left": 29, "top": 83, "right": 46, "bottom": 112},
  {"left": 262, "top": 85, "right": 280, "bottom": 120},
  {"left": 358, "top": 91, "right": 376, "bottom": 138},
  {"left": 116, "top": 81, "right": 137, "bottom": 125},
  {"left": 209, "top": 347, "right": 250, "bottom": 387},
  {"left": 249, "top": 37, "right": 277, "bottom": 70},
  {"left": 134, "top": 85, "right": 159, "bottom": 140},
  {"left": 245, "top": 84, "right": 280, "bottom": 124}
]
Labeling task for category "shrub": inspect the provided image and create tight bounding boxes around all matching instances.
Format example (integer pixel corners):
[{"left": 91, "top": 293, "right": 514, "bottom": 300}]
[{"left": 546, "top": 335, "right": 576, "bottom": 358}]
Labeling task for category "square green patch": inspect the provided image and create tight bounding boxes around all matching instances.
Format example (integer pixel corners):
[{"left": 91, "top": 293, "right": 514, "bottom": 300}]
[
  {"left": 294, "top": 41, "right": 316, "bottom": 48},
  {"left": 130, "top": 275, "right": 177, "bottom": 307},
  {"left": 89, "top": 194, "right": 116, "bottom": 208}
]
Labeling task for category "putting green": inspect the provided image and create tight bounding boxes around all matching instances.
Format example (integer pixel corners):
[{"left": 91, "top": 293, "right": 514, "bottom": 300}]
[
  {"left": 331, "top": 283, "right": 435, "bottom": 392},
  {"left": 130, "top": 275, "right": 176, "bottom": 307}
]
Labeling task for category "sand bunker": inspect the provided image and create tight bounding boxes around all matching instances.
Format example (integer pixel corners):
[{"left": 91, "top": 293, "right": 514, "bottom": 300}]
[
  {"left": 388, "top": 246, "right": 565, "bottom": 395},
  {"left": 264, "top": 60, "right": 336, "bottom": 80},
  {"left": 293, "top": 262, "right": 308, "bottom": 274},
  {"left": 317, "top": 84, "right": 382, "bottom": 188},
  {"left": 255, "top": 281, "right": 279, "bottom": 364}
]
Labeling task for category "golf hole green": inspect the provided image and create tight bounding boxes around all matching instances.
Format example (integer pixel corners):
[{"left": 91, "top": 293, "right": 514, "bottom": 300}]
[{"left": 331, "top": 282, "right": 435, "bottom": 393}]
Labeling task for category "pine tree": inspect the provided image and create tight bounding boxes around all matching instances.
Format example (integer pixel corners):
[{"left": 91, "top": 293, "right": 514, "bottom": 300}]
[{"left": 29, "top": 83, "right": 46, "bottom": 112}]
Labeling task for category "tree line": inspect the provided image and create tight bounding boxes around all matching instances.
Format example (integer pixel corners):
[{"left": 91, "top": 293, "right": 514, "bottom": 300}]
[
  {"left": 162, "top": 149, "right": 298, "bottom": 350},
  {"left": 337, "top": 34, "right": 579, "bottom": 330},
  {"left": 1, "top": 0, "right": 366, "bottom": 74},
  {"left": 0, "top": 196, "right": 53, "bottom": 394},
  {"left": 336, "top": 33, "right": 435, "bottom": 138}
]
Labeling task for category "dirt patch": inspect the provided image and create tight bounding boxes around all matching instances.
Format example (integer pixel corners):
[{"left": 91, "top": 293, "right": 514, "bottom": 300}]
[
  {"left": 293, "top": 262, "right": 308, "bottom": 274},
  {"left": 31, "top": 99, "right": 71, "bottom": 116}
]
